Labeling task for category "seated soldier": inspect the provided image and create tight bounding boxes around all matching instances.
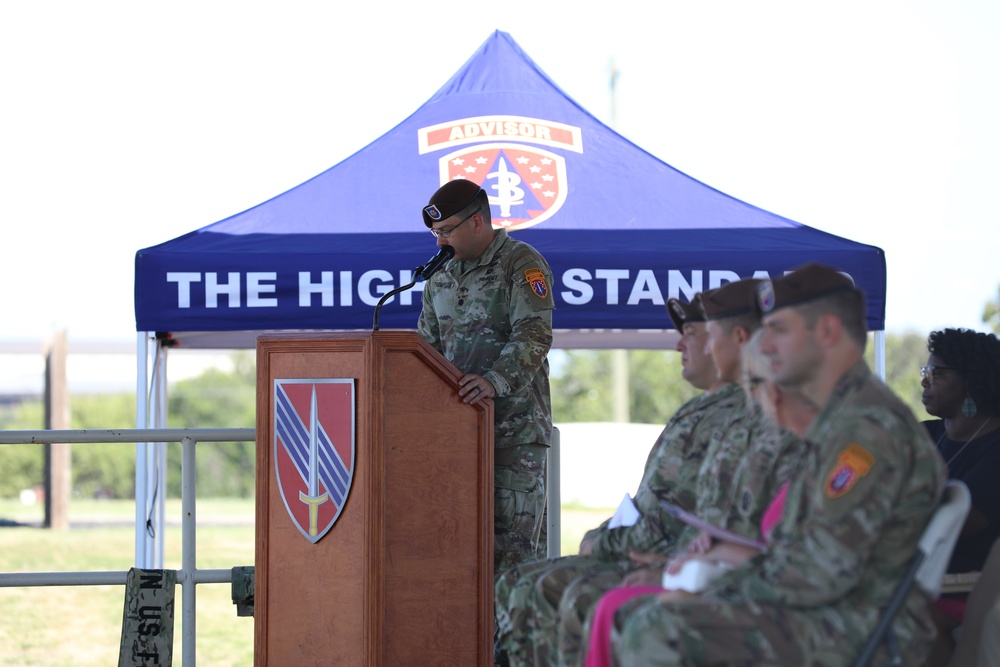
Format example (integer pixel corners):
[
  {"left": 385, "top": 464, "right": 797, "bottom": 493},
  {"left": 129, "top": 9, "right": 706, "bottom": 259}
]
[
  {"left": 552, "top": 280, "right": 810, "bottom": 666},
  {"left": 581, "top": 327, "right": 818, "bottom": 667},
  {"left": 608, "top": 263, "right": 946, "bottom": 666},
  {"left": 494, "top": 293, "right": 744, "bottom": 666}
]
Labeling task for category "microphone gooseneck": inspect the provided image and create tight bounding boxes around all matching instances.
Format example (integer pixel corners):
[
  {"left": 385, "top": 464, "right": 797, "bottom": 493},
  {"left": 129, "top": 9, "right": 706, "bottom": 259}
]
[{"left": 372, "top": 246, "right": 455, "bottom": 331}]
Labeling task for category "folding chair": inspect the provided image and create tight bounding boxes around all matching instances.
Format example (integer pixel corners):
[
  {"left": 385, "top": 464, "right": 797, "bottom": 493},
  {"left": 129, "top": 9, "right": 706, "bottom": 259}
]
[
  {"left": 947, "top": 537, "right": 1000, "bottom": 666},
  {"left": 852, "top": 480, "right": 971, "bottom": 667}
]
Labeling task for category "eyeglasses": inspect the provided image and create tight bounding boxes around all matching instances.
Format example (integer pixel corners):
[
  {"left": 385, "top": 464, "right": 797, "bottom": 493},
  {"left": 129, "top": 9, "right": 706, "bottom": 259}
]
[
  {"left": 920, "top": 364, "right": 958, "bottom": 382},
  {"left": 430, "top": 207, "right": 480, "bottom": 238}
]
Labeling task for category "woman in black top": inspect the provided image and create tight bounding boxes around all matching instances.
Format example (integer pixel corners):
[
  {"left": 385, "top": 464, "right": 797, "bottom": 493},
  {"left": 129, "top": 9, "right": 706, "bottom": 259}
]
[{"left": 921, "top": 327, "right": 1000, "bottom": 575}]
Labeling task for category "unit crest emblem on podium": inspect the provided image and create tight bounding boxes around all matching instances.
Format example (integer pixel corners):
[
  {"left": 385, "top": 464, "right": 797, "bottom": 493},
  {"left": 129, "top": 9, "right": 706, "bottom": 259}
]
[{"left": 273, "top": 379, "right": 356, "bottom": 544}]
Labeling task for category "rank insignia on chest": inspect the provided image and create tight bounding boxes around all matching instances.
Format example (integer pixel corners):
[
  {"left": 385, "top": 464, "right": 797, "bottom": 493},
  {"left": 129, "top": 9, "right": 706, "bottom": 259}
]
[
  {"left": 525, "top": 268, "right": 548, "bottom": 298},
  {"left": 825, "top": 443, "right": 875, "bottom": 499}
]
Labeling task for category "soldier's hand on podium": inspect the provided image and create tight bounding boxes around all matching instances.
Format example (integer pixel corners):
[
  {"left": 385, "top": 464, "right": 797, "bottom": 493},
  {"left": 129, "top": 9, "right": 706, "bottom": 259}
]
[{"left": 459, "top": 374, "right": 495, "bottom": 404}]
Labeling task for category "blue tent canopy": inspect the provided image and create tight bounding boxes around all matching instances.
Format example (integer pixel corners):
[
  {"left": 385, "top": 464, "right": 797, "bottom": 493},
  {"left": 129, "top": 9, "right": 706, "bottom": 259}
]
[{"left": 134, "top": 31, "right": 885, "bottom": 349}]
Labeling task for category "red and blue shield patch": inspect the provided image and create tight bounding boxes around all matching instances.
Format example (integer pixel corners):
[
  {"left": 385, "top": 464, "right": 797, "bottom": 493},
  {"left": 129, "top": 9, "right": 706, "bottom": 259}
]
[
  {"left": 273, "top": 379, "right": 355, "bottom": 544},
  {"left": 438, "top": 142, "right": 567, "bottom": 230},
  {"left": 824, "top": 443, "right": 875, "bottom": 499},
  {"left": 524, "top": 268, "right": 549, "bottom": 299}
]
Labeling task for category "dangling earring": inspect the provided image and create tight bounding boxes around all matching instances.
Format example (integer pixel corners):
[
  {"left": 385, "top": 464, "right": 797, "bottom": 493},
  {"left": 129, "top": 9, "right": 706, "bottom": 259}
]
[{"left": 962, "top": 395, "right": 978, "bottom": 418}]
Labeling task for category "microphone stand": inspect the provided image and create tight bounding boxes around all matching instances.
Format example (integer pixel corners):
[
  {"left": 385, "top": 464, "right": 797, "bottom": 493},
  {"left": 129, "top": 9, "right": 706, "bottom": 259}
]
[{"left": 372, "top": 265, "right": 423, "bottom": 332}]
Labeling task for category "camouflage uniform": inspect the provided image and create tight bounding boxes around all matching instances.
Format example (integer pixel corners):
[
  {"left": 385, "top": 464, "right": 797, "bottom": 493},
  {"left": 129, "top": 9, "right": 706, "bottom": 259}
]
[
  {"left": 418, "top": 228, "right": 555, "bottom": 572},
  {"left": 589, "top": 385, "right": 747, "bottom": 561},
  {"left": 495, "top": 383, "right": 747, "bottom": 666},
  {"left": 674, "top": 398, "right": 810, "bottom": 550},
  {"left": 612, "top": 362, "right": 947, "bottom": 666},
  {"left": 555, "top": 398, "right": 810, "bottom": 666}
]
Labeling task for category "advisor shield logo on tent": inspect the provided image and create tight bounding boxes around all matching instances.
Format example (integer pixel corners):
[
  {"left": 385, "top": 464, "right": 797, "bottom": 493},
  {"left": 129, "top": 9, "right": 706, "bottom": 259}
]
[
  {"left": 273, "top": 378, "right": 356, "bottom": 544},
  {"left": 438, "top": 142, "right": 568, "bottom": 231},
  {"left": 420, "top": 114, "right": 581, "bottom": 232}
]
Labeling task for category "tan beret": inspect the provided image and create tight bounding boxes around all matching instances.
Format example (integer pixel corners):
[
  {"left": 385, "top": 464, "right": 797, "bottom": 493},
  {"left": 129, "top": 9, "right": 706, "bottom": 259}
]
[
  {"left": 666, "top": 294, "right": 706, "bottom": 330},
  {"left": 756, "top": 263, "right": 858, "bottom": 314},
  {"left": 699, "top": 278, "right": 761, "bottom": 321},
  {"left": 422, "top": 180, "right": 484, "bottom": 227}
]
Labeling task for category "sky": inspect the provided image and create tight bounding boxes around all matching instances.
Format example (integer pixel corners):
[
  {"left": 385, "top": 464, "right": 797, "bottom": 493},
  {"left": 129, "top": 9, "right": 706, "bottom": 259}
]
[{"left": 2, "top": 0, "right": 998, "bottom": 348}]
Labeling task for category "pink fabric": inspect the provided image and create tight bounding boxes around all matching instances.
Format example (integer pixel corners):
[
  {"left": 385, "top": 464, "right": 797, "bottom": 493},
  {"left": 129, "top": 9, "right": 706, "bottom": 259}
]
[
  {"left": 935, "top": 597, "right": 967, "bottom": 624},
  {"left": 584, "top": 586, "right": 663, "bottom": 667},
  {"left": 761, "top": 481, "right": 790, "bottom": 539},
  {"left": 584, "top": 485, "right": 792, "bottom": 667}
]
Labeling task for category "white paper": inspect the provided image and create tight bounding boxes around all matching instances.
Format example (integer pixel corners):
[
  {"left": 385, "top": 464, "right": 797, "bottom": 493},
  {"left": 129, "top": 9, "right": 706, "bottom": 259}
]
[
  {"left": 660, "top": 559, "right": 732, "bottom": 593},
  {"left": 659, "top": 500, "right": 767, "bottom": 550},
  {"left": 608, "top": 493, "right": 640, "bottom": 528}
]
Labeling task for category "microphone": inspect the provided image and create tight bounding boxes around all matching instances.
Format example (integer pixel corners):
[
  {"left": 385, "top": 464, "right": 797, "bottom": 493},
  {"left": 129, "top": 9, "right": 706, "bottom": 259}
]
[
  {"left": 371, "top": 245, "right": 455, "bottom": 331},
  {"left": 417, "top": 246, "right": 455, "bottom": 280}
]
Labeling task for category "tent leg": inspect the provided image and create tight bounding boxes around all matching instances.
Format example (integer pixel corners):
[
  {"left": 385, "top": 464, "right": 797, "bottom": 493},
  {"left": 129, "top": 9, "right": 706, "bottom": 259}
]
[
  {"left": 134, "top": 332, "right": 169, "bottom": 568},
  {"left": 547, "top": 427, "right": 561, "bottom": 558},
  {"left": 135, "top": 332, "right": 150, "bottom": 567},
  {"left": 152, "top": 344, "right": 169, "bottom": 568},
  {"left": 874, "top": 330, "right": 886, "bottom": 381}
]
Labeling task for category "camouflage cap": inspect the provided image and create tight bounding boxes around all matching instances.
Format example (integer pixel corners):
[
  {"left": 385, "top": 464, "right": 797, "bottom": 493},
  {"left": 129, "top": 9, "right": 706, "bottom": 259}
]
[
  {"left": 666, "top": 294, "right": 706, "bottom": 330},
  {"left": 699, "top": 278, "right": 761, "bottom": 321},
  {"left": 755, "top": 263, "right": 858, "bottom": 315},
  {"left": 422, "top": 180, "right": 485, "bottom": 227}
]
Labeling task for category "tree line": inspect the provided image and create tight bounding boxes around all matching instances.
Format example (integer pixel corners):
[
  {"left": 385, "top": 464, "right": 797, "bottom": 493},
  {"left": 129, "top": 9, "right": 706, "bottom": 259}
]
[
  {"left": 0, "top": 353, "right": 256, "bottom": 499},
  {"left": 0, "top": 330, "right": 962, "bottom": 500}
]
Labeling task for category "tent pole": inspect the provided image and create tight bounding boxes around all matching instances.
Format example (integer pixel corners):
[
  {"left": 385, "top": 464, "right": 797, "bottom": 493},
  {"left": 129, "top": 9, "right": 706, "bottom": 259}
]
[
  {"left": 135, "top": 332, "right": 149, "bottom": 566},
  {"left": 874, "top": 330, "right": 886, "bottom": 381},
  {"left": 134, "top": 332, "right": 170, "bottom": 567},
  {"left": 152, "top": 343, "right": 169, "bottom": 568},
  {"left": 546, "top": 426, "right": 561, "bottom": 558}
]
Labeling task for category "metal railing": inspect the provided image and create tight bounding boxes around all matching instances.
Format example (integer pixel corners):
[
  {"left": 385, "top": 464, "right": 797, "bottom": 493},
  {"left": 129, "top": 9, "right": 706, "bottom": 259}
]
[{"left": 0, "top": 428, "right": 255, "bottom": 666}]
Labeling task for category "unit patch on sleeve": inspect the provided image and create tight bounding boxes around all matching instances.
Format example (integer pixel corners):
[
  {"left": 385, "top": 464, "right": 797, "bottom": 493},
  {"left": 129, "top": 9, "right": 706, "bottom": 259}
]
[
  {"left": 525, "top": 268, "right": 549, "bottom": 299},
  {"left": 825, "top": 443, "right": 876, "bottom": 499}
]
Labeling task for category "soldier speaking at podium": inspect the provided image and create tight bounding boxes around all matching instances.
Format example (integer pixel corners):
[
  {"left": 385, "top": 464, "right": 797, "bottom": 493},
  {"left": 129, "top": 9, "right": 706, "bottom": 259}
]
[{"left": 417, "top": 178, "right": 556, "bottom": 572}]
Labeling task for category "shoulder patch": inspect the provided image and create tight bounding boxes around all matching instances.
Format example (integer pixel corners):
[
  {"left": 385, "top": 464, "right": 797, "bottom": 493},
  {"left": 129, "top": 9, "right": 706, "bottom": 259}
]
[
  {"left": 524, "top": 268, "right": 548, "bottom": 299},
  {"left": 825, "top": 443, "right": 876, "bottom": 499}
]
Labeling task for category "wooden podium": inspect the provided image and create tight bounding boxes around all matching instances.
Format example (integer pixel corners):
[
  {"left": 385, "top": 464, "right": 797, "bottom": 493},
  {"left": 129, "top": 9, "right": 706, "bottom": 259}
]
[{"left": 254, "top": 331, "right": 494, "bottom": 666}]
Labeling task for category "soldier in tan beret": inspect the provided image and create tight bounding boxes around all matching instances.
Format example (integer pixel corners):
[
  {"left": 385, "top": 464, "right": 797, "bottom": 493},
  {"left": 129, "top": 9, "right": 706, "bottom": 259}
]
[
  {"left": 495, "top": 293, "right": 748, "bottom": 666},
  {"left": 610, "top": 263, "right": 946, "bottom": 667},
  {"left": 418, "top": 179, "right": 556, "bottom": 574},
  {"left": 553, "top": 278, "right": 807, "bottom": 665},
  {"left": 521, "top": 279, "right": 809, "bottom": 666}
]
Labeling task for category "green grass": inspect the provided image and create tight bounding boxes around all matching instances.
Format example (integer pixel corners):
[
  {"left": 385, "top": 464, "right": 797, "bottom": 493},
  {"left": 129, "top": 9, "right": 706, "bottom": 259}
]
[
  {"left": 555, "top": 502, "right": 616, "bottom": 554},
  {"left": 0, "top": 499, "right": 255, "bottom": 667},
  {"left": 0, "top": 498, "right": 613, "bottom": 666}
]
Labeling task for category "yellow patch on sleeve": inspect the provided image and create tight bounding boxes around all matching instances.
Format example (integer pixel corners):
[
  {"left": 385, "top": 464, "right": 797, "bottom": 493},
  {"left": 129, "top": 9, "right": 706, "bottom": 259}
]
[
  {"left": 524, "top": 268, "right": 549, "bottom": 299},
  {"left": 824, "top": 443, "right": 876, "bottom": 499}
]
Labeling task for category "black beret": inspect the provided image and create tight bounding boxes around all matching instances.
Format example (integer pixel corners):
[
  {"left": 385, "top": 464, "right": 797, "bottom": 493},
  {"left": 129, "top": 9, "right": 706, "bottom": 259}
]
[
  {"left": 699, "top": 278, "right": 761, "bottom": 321},
  {"left": 422, "top": 180, "right": 485, "bottom": 227},
  {"left": 666, "top": 294, "right": 706, "bottom": 330},
  {"left": 756, "top": 263, "right": 858, "bottom": 314}
]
